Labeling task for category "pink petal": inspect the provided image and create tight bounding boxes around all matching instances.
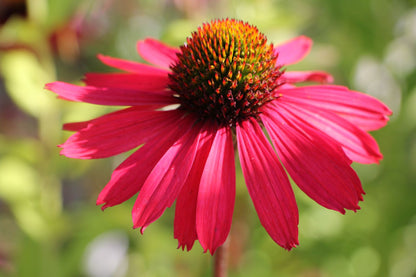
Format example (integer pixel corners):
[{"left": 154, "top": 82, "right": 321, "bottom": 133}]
[
  {"left": 62, "top": 104, "right": 159, "bottom": 132},
  {"left": 196, "top": 126, "right": 235, "bottom": 255},
  {"left": 97, "top": 54, "right": 169, "bottom": 75},
  {"left": 274, "top": 36, "right": 312, "bottom": 66},
  {"left": 84, "top": 72, "right": 169, "bottom": 92},
  {"left": 60, "top": 108, "right": 183, "bottom": 159},
  {"left": 279, "top": 85, "right": 392, "bottom": 131},
  {"left": 45, "top": 81, "right": 177, "bottom": 106},
  {"left": 237, "top": 118, "right": 299, "bottom": 250},
  {"left": 282, "top": 71, "right": 334, "bottom": 84},
  {"left": 132, "top": 122, "right": 203, "bottom": 231},
  {"left": 261, "top": 103, "right": 365, "bottom": 214},
  {"left": 96, "top": 115, "right": 195, "bottom": 209},
  {"left": 174, "top": 121, "right": 216, "bottom": 251},
  {"left": 137, "top": 38, "right": 179, "bottom": 69},
  {"left": 276, "top": 99, "right": 383, "bottom": 164}
]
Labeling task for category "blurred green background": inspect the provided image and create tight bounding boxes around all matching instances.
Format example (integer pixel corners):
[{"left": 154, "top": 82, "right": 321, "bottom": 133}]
[{"left": 0, "top": 0, "right": 415, "bottom": 276}]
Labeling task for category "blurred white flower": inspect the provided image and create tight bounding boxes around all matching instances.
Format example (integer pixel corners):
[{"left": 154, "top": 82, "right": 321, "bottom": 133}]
[{"left": 83, "top": 231, "right": 129, "bottom": 277}]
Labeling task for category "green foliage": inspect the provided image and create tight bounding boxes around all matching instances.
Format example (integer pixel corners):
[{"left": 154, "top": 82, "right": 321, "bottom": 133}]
[{"left": 0, "top": 0, "right": 415, "bottom": 276}]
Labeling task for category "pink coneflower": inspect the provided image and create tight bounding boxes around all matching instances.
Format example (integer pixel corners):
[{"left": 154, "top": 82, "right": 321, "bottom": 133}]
[{"left": 46, "top": 19, "right": 391, "bottom": 254}]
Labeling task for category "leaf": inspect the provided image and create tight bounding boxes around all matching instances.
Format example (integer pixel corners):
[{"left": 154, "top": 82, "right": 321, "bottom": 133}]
[
  {"left": 0, "top": 156, "right": 38, "bottom": 202},
  {"left": 1, "top": 51, "right": 55, "bottom": 118}
]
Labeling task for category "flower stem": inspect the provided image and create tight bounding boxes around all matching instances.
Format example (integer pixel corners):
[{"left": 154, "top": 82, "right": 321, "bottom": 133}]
[{"left": 213, "top": 236, "right": 230, "bottom": 277}]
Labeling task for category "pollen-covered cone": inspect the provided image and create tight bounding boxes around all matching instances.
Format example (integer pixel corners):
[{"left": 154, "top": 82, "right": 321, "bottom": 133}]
[{"left": 45, "top": 19, "right": 392, "bottom": 254}]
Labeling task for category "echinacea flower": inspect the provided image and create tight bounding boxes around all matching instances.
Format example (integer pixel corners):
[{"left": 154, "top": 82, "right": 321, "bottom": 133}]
[{"left": 46, "top": 19, "right": 391, "bottom": 254}]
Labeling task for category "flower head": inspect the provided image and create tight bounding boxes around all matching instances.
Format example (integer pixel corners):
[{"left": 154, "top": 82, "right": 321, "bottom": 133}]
[
  {"left": 169, "top": 19, "right": 282, "bottom": 125},
  {"left": 46, "top": 19, "right": 391, "bottom": 254}
]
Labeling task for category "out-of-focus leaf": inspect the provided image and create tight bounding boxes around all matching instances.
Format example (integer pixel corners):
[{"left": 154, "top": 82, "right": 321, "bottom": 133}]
[
  {"left": 0, "top": 136, "right": 43, "bottom": 165},
  {"left": 0, "top": 156, "right": 38, "bottom": 203},
  {"left": 12, "top": 203, "right": 50, "bottom": 241},
  {"left": 15, "top": 233, "right": 62, "bottom": 277},
  {"left": 404, "top": 87, "right": 416, "bottom": 129},
  {"left": 0, "top": 156, "right": 51, "bottom": 240},
  {"left": 0, "top": 17, "right": 44, "bottom": 46},
  {"left": 45, "top": 0, "right": 84, "bottom": 27},
  {"left": 1, "top": 50, "right": 55, "bottom": 118}
]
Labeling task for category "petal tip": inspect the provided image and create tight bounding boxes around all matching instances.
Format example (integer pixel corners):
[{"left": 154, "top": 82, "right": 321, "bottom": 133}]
[
  {"left": 284, "top": 242, "right": 298, "bottom": 251},
  {"left": 96, "top": 199, "right": 109, "bottom": 211},
  {"left": 44, "top": 83, "right": 53, "bottom": 90}
]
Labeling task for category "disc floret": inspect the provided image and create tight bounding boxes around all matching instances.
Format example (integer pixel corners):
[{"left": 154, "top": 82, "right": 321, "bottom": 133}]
[{"left": 169, "top": 19, "right": 283, "bottom": 126}]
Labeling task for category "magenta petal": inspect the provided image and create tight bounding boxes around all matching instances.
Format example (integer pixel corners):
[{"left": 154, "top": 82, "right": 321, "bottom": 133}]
[
  {"left": 60, "top": 109, "right": 183, "bottom": 159},
  {"left": 137, "top": 38, "right": 179, "bottom": 69},
  {"left": 174, "top": 122, "right": 216, "bottom": 251},
  {"left": 196, "top": 126, "right": 235, "bottom": 255},
  {"left": 97, "top": 54, "right": 169, "bottom": 75},
  {"left": 274, "top": 36, "right": 312, "bottom": 66},
  {"left": 45, "top": 82, "right": 176, "bottom": 106},
  {"left": 62, "top": 104, "right": 160, "bottom": 132},
  {"left": 277, "top": 99, "right": 383, "bottom": 164},
  {"left": 261, "top": 103, "right": 365, "bottom": 213},
  {"left": 96, "top": 115, "right": 195, "bottom": 209},
  {"left": 84, "top": 72, "right": 169, "bottom": 92},
  {"left": 132, "top": 122, "right": 203, "bottom": 231},
  {"left": 280, "top": 85, "right": 392, "bottom": 131},
  {"left": 63, "top": 121, "right": 91, "bottom": 131},
  {"left": 237, "top": 118, "right": 299, "bottom": 250},
  {"left": 282, "top": 71, "right": 334, "bottom": 84}
]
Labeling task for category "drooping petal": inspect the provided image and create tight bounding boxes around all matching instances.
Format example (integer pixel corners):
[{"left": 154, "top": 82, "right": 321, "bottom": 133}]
[
  {"left": 132, "top": 122, "right": 203, "bottom": 232},
  {"left": 60, "top": 108, "right": 183, "bottom": 159},
  {"left": 84, "top": 72, "right": 169, "bottom": 91},
  {"left": 45, "top": 82, "right": 177, "bottom": 106},
  {"left": 279, "top": 85, "right": 392, "bottom": 131},
  {"left": 237, "top": 118, "right": 299, "bottom": 250},
  {"left": 261, "top": 102, "right": 364, "bottom": 214},
  {"left": 274, "top": 36, "right": 312, "bottom": 66},
  {"left": 137, "top": 38, "right": 179, "bottom": 69},
  {"left": 97, "top": 54, "right": 170, "bottom": 75},
  {"left": 282, "top": 71, "right": 333, "bottom": 84},
  {"left": 174, "top": 121, "right": 216, "bottom": 251},
  {"left": 276, "top": 99, "right": 383, "bottom": 164},
  {"left": 196, "top": 126, "right": 235, "bottom": 255},
  {"left": 96, "top": 115, "right": 195, "bottom": 209}
]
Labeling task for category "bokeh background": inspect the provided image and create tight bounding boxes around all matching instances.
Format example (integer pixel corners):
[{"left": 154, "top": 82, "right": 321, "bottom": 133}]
[{"left": 0, "top": 0, "right": 415, "bottom": 276}]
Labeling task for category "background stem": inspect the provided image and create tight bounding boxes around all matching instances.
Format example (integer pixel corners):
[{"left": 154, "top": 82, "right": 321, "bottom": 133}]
[{"left": 213, "top": 236, "right": 230, "bottom": 277}]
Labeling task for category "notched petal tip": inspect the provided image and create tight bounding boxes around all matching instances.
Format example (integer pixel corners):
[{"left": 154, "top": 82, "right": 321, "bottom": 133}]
[
  {"left": 58, "top": 146, "right": 70, "bottom": 156},
  {"left": 335, "top": 200, "right": 363, "bottom": 214},
  {"left": 202, "top": 246, "right": 216, "bottom": 256},
  {"left": 176, "top": 241, "right": 195, "bottom": 252},
  {"left": 57, "top": 144, "right": 69, "bottom": 157},
  {"left": 131, "top": 221, "right": 147, "bottom": 234},
  {"left": 96, "top": 196, "right": 107, "bottom": 208},
  {"left": 44, "top": 83, "right": 53, "bottom": 90},
  {"left": 283, "top": 241, "right": 299, "bottom": 251}
]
